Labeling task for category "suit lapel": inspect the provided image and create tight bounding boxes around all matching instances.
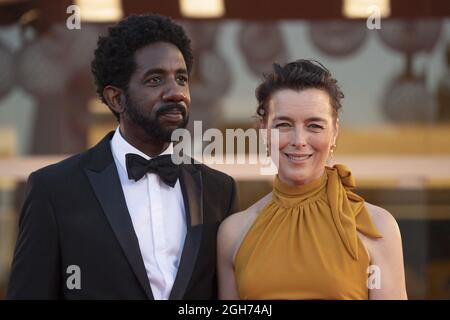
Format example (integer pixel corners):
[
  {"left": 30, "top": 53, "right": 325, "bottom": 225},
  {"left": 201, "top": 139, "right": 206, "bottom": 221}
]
[
  {"left": 84, "top": 132, "right": 154, "bottom": 300},
  {"left": 169, "top": 163, "right": 203, "bottom": 300}
]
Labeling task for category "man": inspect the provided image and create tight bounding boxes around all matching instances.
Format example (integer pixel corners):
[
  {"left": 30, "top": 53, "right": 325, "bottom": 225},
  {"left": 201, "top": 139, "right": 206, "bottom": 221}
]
[{"left": 7, "top": 14, "right": 238, "bottom": 299}]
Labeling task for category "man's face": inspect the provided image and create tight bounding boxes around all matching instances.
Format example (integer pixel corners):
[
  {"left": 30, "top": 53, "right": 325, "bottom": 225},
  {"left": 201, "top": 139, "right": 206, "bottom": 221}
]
[{"left": 123, "top": 41, "right": 190, "bottom": 142}]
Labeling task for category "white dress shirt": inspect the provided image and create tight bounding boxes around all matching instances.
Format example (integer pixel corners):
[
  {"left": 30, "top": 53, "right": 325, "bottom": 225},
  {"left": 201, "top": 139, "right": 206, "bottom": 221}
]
[{"left": 110, "top": 127, "right": 186, "bottom": 300}]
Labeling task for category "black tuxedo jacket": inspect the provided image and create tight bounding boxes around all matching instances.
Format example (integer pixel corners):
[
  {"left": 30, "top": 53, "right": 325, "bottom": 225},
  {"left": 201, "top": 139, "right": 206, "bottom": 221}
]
[{"left": 7, "top": 132, "right": 238, "bottom": 299}]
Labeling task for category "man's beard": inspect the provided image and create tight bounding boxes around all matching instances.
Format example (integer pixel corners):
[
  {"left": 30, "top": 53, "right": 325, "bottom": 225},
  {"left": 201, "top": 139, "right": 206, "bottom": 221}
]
[{"left": 124, "top": 92, "right": 189, "bottom": 142}]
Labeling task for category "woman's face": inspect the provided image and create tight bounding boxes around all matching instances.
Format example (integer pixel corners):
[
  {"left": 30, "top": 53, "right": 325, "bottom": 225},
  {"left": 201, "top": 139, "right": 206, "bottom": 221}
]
[{"left": 263, "top": 88, "right": 338, "bottom": 186}]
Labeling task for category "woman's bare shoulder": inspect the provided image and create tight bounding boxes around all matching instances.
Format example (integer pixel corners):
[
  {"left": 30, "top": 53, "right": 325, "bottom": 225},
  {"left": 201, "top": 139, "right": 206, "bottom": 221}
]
[
  {"left": 220, "top": 192, "right": 273, "bottom": 233},
  {"left": 364, "top": 203, "right": 407, "bottom": 299},
  {"left": 218, "top": 192, "right": 273, "bottom": 260},
  {"left": 364, "top": 202, "right": 402, "bottom": 244}
]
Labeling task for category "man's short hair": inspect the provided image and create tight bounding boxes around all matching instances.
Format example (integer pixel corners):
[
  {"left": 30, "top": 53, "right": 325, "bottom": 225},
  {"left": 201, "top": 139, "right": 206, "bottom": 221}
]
[{"left": 91, "top": 14, "right": 194, "bottom": 120}]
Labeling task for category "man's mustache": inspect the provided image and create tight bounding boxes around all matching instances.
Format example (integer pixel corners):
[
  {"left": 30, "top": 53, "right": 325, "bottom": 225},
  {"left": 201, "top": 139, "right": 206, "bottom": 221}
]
[{"left": 155, "top": 103, "right": 187, "bottom": 118}]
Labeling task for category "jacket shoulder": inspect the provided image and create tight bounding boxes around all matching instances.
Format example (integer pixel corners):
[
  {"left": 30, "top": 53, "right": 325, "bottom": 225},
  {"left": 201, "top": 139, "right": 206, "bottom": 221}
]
[
  {"left": 29, "top": 148, "right": 94, "bottom": 186},
  {"left": 30, "top": 131, "right": 114, "bottom": 184}
]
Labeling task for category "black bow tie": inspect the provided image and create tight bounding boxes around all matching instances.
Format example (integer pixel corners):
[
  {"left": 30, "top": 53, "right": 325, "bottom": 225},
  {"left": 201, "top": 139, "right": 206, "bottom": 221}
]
[{"left": 125, "top": 153, "right": 180, "bottom": 188}]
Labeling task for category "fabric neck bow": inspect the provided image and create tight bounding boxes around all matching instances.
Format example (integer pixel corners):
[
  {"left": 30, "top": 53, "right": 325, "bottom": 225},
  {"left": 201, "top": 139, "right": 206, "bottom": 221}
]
[{"left": 125, "top": 153, "right": 180, "bottom": 188}]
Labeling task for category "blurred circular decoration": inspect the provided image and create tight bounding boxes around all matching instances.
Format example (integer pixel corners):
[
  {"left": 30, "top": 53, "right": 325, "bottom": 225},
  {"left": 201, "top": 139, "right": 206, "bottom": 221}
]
[
  {"left": 383, "top": 75, "right": 436, "bottom": 123},
  {"left": 180, "top": 20, "right": 220, "bottom": 53},
  {"left": 379, "top": 19, "right": 442, "bottom": 123},
  {"left": 238, "top": 22, "right": 288, "bottom": 76},
  {"left": 16, "top": 25, "right": 72, "bottom": 96},
  {"left": 190, "top": 50, "right": 231, "bottom": 106},
  {"left": 309, "top": 20, "right": 367, "bottom": 57},
  {"left": 0, "top": 40, "right": 15, "bottom": 100},
  {"left": 177, "top": 20, "right": 231, "bottom": 132},
  {"left": 51, "top": 22, "right": 101, "bottom": 72},
  {"left": 16, "top": 22, "right": 100, "bottom": 97},
  {"left": 378, "top": 19, "right": 443, "bottom": 54},
  {"left": 180, "top": 20, "right": 231, "bottom": 106}
]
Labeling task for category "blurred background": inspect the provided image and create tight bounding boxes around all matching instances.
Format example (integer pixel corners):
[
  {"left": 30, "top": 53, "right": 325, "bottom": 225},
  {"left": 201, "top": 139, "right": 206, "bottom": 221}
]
[{"left": 0, "top": 0, "right": 449, "bottom": 299}]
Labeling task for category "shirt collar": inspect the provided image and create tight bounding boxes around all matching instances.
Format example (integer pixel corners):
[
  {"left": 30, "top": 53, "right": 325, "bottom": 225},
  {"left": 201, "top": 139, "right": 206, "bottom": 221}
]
[{"left": 110, "top": 126, "right": 174, "bottom": 174}]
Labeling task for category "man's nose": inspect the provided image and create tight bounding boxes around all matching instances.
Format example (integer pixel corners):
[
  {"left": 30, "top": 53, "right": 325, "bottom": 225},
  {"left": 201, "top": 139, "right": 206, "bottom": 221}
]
[{"left": 162, "top": 80, "right": 186, "bottom": 102}]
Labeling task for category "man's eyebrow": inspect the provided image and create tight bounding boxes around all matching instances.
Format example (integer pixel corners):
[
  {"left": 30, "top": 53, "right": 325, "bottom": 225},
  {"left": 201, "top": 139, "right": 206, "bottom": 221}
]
[
  {"left": 141, "top": 68, "right": 164, "bottom": 78},
  {"left": 144, "top": 68, "right": 188, "bottom": 76},
  {"left": 141, "top": 68, "right": 188, "bottom": 79}
]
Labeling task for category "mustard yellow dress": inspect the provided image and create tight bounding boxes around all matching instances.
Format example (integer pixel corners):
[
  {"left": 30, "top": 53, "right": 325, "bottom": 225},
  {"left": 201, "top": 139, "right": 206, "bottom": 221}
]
[{"left": 234, "top": 165, "right": 382, "bottom": 300}]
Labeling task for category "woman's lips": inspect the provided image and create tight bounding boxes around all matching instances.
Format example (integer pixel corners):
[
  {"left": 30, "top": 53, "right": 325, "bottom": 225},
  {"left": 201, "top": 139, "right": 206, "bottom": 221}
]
[{"left": 284, "top": 153, "right": 313, "bottom": 164}]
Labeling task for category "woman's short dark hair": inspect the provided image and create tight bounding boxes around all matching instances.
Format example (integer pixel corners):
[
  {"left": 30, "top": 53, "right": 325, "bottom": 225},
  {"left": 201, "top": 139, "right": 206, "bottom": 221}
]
[
  {"left": 255, "top": 59, "right": 344, "bottom": 123},
  {"left": 91, "top": 14, "right": 194, "bottom": 120}
]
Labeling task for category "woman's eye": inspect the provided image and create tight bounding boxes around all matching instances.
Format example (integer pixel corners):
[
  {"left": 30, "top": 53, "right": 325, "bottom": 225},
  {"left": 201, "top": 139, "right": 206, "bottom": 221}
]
[
  {"left": 308, "top": 124, "right": 324, "bottom": 130},
  {"left": 275, "top": 123, "right": 291, "bottom": 128}
]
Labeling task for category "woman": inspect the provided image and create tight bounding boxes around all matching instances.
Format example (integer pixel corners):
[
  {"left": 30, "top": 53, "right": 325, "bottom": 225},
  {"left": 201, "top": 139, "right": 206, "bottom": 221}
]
[{"left": 217, "top": 59, "right": 407, "bottom": 300}]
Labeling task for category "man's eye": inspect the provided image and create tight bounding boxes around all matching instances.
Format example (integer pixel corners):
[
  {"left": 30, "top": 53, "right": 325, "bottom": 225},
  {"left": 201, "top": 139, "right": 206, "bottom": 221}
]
[
  {"left": 177, "top": 75, "right": 188, "bottom": 83},
  {"left": 146, "top": 77, "right": 162, "bottom": 85}
]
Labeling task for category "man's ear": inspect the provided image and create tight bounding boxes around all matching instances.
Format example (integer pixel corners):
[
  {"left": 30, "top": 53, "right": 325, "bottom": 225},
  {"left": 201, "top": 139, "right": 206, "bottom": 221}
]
[{"left": 103, "top": 85, "right": 125, "bottom": 115}]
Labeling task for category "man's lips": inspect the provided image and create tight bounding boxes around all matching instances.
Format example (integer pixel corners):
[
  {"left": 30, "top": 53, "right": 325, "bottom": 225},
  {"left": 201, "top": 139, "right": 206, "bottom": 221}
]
[{"left": 158, "top": 110, "right": 183, "bottom": 123}]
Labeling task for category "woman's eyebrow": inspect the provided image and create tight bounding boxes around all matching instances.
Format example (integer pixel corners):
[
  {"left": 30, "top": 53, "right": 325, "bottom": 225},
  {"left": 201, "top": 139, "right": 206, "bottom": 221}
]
[
  {"left": 273, "top": 116, "right": 293, "bottom": 121},
  {"left": 305, "top": 117, "right": 327, "bottom": 123}
]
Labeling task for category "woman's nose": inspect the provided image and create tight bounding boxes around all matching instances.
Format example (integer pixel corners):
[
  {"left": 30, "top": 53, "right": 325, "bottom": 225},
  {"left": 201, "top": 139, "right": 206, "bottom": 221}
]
[{"left": 291, "top": 128, "right": 307, "bottom": 147}]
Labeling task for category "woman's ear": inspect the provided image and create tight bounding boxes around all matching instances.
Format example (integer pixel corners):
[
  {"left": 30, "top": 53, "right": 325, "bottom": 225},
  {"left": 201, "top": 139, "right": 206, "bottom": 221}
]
[
  {"left": 259, "top": 119, "right": 267, "bottom": 130},
  {"left": 332, "top": 117, "right": 340, "bottom": 145}
]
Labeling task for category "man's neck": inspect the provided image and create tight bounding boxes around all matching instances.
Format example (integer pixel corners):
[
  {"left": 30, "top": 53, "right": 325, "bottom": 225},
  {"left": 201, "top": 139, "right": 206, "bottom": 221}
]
[{"left": 119, "top": 125, "right": 170, "bottom": 158}]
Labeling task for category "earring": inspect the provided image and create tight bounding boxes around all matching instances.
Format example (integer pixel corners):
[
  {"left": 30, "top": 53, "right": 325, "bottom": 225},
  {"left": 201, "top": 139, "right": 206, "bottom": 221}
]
[{"left": 328, "top": 144, "right": 336, "bottom": 164}]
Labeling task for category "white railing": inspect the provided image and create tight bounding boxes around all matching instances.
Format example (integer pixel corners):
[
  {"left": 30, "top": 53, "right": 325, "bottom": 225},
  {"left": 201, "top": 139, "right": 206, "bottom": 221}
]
[{"left": 0, "top": 155, "right": 450, "bottom": 188}]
